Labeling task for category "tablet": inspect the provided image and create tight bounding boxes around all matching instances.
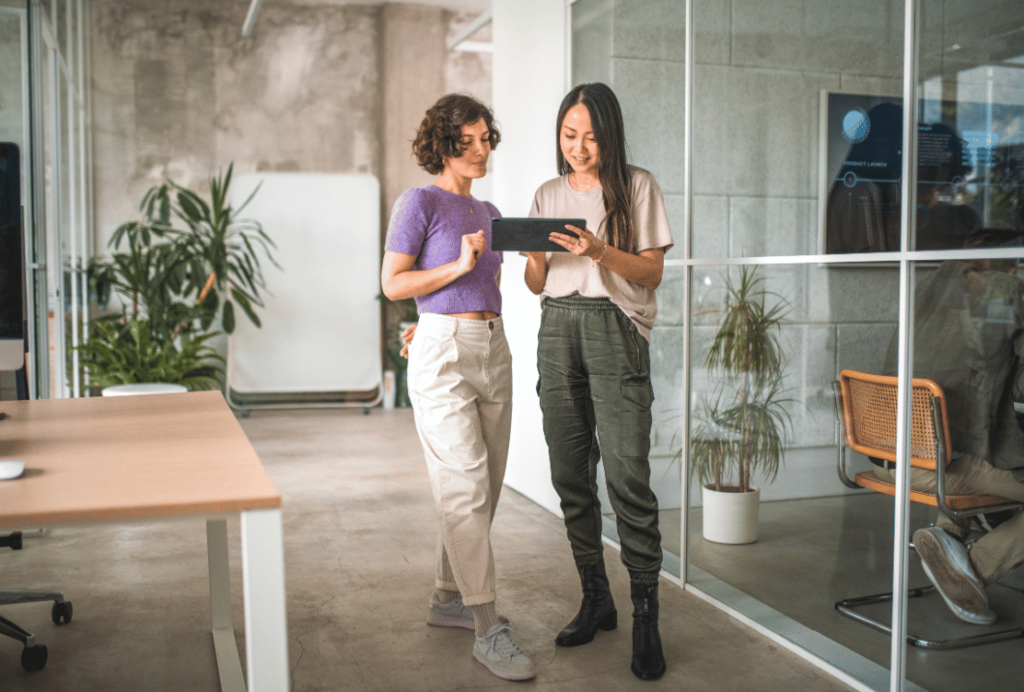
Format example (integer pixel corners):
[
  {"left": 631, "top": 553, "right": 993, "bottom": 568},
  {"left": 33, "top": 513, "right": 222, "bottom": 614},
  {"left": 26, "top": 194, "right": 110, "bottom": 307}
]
[{"left": 491, "top": 218, "right": 584, "bottom": 252}]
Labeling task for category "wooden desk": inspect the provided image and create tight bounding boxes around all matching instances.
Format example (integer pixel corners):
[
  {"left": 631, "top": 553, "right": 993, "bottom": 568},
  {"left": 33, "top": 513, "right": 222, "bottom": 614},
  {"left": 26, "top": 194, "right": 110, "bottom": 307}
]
[{"left": 0, "top": 391, "right": 288, "bottom": 691}]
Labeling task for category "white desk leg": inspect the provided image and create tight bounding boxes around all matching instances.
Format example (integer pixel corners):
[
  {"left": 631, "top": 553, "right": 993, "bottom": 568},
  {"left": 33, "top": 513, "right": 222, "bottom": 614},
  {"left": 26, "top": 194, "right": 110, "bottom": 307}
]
[
  {"left": 208, "top": 519, "right": 246, "bottom": 692},
  {"left": 242, "top": 508, "right": 289, "bottom": 692}
]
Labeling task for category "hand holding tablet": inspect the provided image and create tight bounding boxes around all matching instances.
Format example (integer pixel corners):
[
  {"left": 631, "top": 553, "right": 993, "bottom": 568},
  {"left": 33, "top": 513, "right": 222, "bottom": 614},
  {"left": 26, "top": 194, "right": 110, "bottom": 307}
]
[{"left": 491, "top": 218, "right": 585, "bottom": 252}]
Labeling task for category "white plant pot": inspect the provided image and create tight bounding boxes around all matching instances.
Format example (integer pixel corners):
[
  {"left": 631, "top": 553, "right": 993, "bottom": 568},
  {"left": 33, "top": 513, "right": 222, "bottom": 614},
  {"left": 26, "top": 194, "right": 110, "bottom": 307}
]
[{"left": 701, "top": 485, "right": 760, "bottom": 545}]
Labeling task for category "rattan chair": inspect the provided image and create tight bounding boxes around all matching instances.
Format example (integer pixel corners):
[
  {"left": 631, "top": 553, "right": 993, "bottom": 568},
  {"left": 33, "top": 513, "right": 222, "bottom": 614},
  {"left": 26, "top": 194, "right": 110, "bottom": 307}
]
[{"left": 834, "top": 369, "right": 1024, "bottom": 649}]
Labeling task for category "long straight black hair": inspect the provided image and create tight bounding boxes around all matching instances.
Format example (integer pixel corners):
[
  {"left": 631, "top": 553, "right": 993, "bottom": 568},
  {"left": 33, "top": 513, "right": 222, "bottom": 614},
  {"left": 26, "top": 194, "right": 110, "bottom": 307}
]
[{"left": 556, "top": 83, "right": 634, "bottom": 252}]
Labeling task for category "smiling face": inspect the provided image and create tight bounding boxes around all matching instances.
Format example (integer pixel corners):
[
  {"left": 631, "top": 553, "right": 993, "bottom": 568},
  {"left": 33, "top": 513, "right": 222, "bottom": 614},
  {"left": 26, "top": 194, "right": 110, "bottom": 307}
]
[
  {"left": 559, "top": 102, "right": 600, "bottom": 182},
  {"left": 443, "top": 118, "right": 492, "bottom": 182}
]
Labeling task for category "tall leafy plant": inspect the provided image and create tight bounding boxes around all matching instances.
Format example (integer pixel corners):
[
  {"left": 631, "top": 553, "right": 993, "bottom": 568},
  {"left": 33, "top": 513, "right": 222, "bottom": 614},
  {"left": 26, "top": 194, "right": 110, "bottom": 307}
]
[
  {"left": 79, "top": 164, "right": 276, "bottom": 391},
  {"left": 691, "top": 266, "right": 792, "bottom": 493},
  {"left": 78, "top": 318, "right": 224, "bottom": 390},
  {"left": 108, "top": 163, "right": 277, "bottom": 336},
  {"left": 166, "top": 164, "right": 277, "bottom": 334}
]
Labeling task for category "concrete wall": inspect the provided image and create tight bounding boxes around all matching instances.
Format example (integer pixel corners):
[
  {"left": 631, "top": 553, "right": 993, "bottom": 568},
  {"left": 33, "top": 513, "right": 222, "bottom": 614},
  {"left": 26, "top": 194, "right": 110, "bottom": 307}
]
[
  {"left": 89, "top": 0, "right": 492, "bottom": 253},
  {"left": 570, "top": 0, "right": 911, "bottom": 506},
  {"left": 579, "top": 0, "right": 1022, "bottom": 507},
  {"left": 87, "top": 0, "right": 493, "bottom": 374}
]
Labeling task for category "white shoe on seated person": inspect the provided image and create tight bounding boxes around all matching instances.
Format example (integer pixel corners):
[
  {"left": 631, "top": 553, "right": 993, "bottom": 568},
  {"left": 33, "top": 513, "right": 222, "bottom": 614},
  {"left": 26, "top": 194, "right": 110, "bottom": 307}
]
[{"left": 914, "top": 526, "right": 996, "bottom": 626}]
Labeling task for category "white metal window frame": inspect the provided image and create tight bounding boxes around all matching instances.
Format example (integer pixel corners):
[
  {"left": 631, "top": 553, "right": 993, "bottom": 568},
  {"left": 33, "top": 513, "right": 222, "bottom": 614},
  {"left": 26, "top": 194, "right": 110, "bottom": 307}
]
[{"left": 25, "top": 0, "right": 91, "bottom": 399}]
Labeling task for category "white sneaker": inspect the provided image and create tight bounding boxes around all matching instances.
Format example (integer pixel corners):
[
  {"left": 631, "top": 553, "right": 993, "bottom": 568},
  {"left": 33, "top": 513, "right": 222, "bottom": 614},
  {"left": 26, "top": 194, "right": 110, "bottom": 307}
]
[
  {"left": 427, "top": 593, "right": 511, "bottom": 630},
  {"left": 473, "top": 622, "right": 537, "bottom": 681},
  {"left": 914, "top": 526, "right": 996, "bottom": 625},
  {"left": 427, "top": 593, "right": 474, "bottom": 630}
]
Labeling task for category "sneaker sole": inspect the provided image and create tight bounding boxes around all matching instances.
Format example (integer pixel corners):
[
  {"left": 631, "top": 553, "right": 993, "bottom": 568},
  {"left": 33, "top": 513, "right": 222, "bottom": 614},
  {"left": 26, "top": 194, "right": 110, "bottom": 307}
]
[
  {"left": 915, "top": 530, "right": 988, "bottom": 614},
  {"left": 472, "top": 650, "right": 537, "bottom": 681},
  {"left": 427, "top": 615, "right": 475, "bottom": 629},
  {"left": 426, "top": 614, "right": 509, "bottom": 630}
]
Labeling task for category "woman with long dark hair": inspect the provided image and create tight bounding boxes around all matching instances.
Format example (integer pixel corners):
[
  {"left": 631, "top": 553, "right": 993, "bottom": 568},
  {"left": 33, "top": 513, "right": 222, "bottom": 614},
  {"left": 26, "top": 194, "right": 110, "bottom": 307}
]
[
  {"left": 382, "top": 93, "right": 535, "bottom": 681},
  {"left": 524, "top": 82, "right": 673, "bottom": 680}
]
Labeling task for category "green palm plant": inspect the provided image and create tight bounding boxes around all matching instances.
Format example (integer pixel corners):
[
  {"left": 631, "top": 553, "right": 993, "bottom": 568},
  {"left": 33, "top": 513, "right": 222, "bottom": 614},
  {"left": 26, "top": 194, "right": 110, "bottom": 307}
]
[
  {"left": 109, "top": 163, "right": 278, "bottom": 336},
  {"left": 691, "top": 266, "right": 792, "bottom": 493},
  {"left": 165, "top": 163, "right": 278, "bottom": 334},
  {"left": 78, "top": 163, "right": 276, "bottom": 392},
  {"left": 77, "top": 318, "right": 224, "bottom": 390}
]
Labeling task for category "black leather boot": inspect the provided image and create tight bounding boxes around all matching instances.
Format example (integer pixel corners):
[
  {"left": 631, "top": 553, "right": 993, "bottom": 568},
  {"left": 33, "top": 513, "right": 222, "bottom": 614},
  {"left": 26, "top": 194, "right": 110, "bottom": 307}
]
[
  {"left": 555, "top": 561, "right": 617, "bottom": 646},
  {"left": 630, "top": 581, "right": 666, "bottom": 680}
]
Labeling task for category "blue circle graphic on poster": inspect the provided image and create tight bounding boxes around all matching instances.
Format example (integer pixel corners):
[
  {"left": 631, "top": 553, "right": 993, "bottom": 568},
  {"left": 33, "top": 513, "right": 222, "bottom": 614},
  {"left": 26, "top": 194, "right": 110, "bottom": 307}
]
[{"left": 842, "top": 108, "right": 870, "bottom": 143}]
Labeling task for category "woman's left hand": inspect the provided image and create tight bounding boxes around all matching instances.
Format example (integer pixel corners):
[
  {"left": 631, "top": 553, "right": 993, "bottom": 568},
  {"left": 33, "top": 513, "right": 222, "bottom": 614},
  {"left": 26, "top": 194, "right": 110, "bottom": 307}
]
[
  {"left": 399, "top": 323, "right": 417, "bottom": 359},
  {"left": 549, "top": 224, "right": 604, "bottom": 260}
]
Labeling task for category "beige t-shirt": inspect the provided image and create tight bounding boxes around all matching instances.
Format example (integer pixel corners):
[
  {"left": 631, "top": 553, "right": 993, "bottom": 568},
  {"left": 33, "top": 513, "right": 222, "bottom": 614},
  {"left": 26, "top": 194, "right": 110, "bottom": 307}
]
[{"left": 529, "top": 166, "right": 674, "bottom": 340}]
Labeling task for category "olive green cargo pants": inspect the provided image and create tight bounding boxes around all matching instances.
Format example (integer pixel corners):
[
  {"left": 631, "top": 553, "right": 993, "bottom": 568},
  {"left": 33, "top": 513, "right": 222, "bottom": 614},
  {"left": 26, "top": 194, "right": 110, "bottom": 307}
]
[{"left": 537, "top": 295, "right": 662, "bottom": 583}]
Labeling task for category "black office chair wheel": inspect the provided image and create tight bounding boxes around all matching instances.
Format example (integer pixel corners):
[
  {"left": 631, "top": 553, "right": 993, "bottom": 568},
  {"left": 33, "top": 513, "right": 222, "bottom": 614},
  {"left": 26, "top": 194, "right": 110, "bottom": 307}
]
[
  {"left": 52, "top": 601, "right": 73, "bottom": 625},
  {"left": 21, "top": 644, "right": 47, "bottom": 671}
]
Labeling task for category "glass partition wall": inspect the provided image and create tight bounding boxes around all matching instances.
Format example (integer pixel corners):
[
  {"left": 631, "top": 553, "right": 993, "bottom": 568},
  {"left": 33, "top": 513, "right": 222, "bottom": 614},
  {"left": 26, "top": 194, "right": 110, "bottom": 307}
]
[
  {"left": 571, "top": 1, "right": 1024, "bottom": 691},
  {"left": 5, "top": 0, "right": 93, "bottom": 399}
]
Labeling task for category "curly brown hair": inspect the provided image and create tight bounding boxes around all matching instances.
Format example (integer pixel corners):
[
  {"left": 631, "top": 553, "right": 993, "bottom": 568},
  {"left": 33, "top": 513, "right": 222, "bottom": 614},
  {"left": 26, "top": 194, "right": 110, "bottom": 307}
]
[{"left": 413, "top": 94, "right": 500, "bottom": 175}]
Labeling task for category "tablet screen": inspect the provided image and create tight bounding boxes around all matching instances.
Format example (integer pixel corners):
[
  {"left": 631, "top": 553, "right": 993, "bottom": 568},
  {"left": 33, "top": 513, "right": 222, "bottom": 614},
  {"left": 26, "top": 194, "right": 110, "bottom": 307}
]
[{"left": 491, "top": 218, "right": 584, "bottom": 252}]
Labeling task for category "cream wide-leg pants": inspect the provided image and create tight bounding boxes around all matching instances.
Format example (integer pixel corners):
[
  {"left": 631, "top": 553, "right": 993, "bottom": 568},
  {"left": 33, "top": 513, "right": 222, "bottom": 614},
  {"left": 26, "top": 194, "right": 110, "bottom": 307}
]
[{"left": 407, "top": 313, "right": 513, "bottom": 606}]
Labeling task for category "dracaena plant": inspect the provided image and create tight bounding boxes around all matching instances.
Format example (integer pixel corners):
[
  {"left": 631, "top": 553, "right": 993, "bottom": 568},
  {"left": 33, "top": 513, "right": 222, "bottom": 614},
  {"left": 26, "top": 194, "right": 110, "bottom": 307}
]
[{"left": 690, "top": 266, "right": 792, "bottom": 493}]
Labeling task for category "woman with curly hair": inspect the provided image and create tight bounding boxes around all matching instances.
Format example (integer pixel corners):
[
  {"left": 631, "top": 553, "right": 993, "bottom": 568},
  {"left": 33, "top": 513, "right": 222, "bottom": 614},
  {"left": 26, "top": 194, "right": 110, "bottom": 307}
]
[{"left": 381, "top": 93, "right": 535, "bottom": 681}]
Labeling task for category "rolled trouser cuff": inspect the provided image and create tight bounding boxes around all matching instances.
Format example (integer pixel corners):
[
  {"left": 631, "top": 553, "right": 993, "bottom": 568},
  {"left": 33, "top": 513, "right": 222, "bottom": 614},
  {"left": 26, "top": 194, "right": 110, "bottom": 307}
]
[
  {"left": 573, "top": 552, "right": 605, "bottom": 569},
  {"left": 628, "top": 570, "right": 660, "bottom": 586}
]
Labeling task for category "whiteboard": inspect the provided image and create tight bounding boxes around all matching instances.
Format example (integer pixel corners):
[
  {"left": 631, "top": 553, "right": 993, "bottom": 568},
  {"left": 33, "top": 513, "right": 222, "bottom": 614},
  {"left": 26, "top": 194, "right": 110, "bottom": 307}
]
[{"left": 227, "top": 173, "right": 382, "bottom": 397}]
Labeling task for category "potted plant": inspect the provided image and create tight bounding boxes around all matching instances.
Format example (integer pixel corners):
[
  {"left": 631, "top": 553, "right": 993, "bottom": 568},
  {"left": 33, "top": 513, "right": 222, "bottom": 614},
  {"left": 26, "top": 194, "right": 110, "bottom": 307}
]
[
  {"left": 77, "top": 318, "right": 224, "bottom": 390},
  {"left": 690, "top": 266, "right": 791, "bottom": 544},
  {"left": 79, "top": 164, "right": 277, "bottom": 393}
]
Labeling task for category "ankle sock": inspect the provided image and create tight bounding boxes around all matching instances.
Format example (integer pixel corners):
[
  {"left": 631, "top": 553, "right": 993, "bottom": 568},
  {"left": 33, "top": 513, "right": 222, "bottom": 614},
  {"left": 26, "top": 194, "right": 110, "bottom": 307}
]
[
  {"left": 435, "top": 588, "right": 459, "bottom": 605},
  {"left": 471, "top": 601, "right": 499, "bottom": 635}
]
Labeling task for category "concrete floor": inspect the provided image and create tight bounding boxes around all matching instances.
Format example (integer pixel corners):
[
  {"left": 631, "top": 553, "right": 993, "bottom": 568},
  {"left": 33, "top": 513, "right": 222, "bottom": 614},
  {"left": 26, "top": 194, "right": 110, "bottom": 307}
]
[
  {"left": 689, "top": 495, "right": 1024, "bottom": 692},
  {"left": 1, "top": 407, "right": 856, "bottom": 691}
]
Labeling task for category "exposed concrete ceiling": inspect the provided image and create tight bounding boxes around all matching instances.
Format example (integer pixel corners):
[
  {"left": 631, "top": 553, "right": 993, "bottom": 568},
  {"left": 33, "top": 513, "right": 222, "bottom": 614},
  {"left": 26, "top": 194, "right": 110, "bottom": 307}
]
[
  {"left": 243, "top": 0, "right": 490, "bottom": 38},
  {"left": 288, "top": 0, "right": 490, "bottom": 10}
]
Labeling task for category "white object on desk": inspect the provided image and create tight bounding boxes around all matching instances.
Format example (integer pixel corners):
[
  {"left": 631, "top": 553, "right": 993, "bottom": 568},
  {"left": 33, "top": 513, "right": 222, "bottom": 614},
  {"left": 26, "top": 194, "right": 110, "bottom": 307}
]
[
  {"left": 0, "top": 460, "right": 25, "bottom": 480},
  {"left": 102, "top": 383, "right": 189, "bottom": 396}
]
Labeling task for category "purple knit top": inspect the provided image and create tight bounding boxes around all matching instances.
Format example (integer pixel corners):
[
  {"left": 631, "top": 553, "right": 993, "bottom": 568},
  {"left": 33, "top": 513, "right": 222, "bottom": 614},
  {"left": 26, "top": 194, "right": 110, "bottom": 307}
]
[{"left": 385, "top": 185, "right": 502, "bottom": 316}]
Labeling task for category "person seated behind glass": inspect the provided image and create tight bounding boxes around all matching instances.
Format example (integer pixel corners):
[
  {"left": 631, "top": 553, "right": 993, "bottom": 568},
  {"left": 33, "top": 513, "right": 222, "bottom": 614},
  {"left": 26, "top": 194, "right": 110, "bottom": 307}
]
[{"left": 879, "top": 229, "right": 1024, "bottom": 625}]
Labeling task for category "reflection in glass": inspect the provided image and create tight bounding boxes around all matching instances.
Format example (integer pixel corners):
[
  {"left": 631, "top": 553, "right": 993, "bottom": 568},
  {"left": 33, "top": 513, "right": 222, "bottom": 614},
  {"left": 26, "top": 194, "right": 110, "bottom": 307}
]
[
  {"left": 823, "top": 92, "right": 1022, "bottom": 254},
  {"left": 822, "top": 96, "right": 985, "bottom": 253},
  {"left": 920, "top": 1, "right": 1024, "bottom": 249},
  {"left": 688, "top": 262, "right": 902, "bottom": 672},
  {"left": 690, "top": 1, "right": 903, "bottom": 260},
  {"left": 571, "top": 0, "right": 611, "bottom": 87},
  {"left": 875, "top": 254, "right": 1024, "bottom": 692}
]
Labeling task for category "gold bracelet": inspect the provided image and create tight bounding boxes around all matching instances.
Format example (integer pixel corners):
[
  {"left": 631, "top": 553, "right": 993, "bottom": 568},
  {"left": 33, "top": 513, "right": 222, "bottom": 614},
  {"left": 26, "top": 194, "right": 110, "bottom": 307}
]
[{"left": 594, "top": 241, "right": 609, "bottom": 265}]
